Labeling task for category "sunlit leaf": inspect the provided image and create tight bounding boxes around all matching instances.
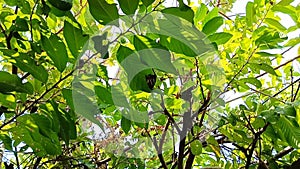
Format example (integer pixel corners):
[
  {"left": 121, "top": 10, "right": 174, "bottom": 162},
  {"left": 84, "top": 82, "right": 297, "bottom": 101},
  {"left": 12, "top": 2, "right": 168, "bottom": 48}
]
[
  {"left": 284, "top": 37, "right": 300, "bottom": 47},
  {"left": 191, "top": 140, "right": 202, "bottom": 155},
  {"left": 13, "top": 53, "right": 48, "bottom": 83},
  {"left": 207, "top": 32, "right": 233, "bottom": 45},
  {"left": 265, "top": 18, "right": 287, "bottom": 31},
  {"left": 246, "top": 2, "right": 255, "bottom": 27},
  {"left": 239, "top": 77, "right": 262, "bottom": 89},
  {"left": 277, "top": 0, "right": 294, "bottom": 6},
  {"left": 202, "top": 16, "right": 223, "bottom": 35},
  {"left": 194, "top": 3, "right": 208, "bottom": 23},
  {"left": 63, "top": 21, "right": 89, "bottom": 58},
  {"left": 249, "top": 63, "right": 278, "bottom": 76},
  {"left": 41, "top": 34, "right": 68, "bottom": 72}
]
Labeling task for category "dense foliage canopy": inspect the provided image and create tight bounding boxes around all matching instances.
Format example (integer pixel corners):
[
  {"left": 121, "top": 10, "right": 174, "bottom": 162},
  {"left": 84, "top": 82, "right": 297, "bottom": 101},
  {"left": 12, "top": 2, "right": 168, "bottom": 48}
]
[{"left": 0, "top": 0, "right": 300, "bottom": 168}]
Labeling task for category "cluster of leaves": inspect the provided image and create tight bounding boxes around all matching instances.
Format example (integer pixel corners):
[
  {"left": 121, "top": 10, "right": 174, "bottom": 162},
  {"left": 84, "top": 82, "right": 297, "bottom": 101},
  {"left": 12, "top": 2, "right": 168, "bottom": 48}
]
[{"left": 0, "top": 0, "right": 299, "bottom": 168}]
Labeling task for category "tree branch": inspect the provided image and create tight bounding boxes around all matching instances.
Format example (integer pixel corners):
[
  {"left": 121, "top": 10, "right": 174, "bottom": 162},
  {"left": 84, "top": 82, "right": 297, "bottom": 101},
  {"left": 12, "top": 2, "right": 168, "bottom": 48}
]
[
  {"left": 223, "top": 47, "right": 258, "bottom": 94},
  {"left": 273, "top": 147, "right": 294, "bottom": 160},
  {"left": 263, "top": 77, "right": 300, "bottom": 104},
  {"left": 245, "top": 123, "right": 269, "bottom": 169},
  {"left": 256, "top": 55, "right": 300, "bottom": 79},
  {"left": 185, "top": 149, "right": 195, "bottom": 169},
  {"left": 293, "top": 81, "right": 300, "bottom": 102},
  {"left": 0, "top": 70, "right": 74, "bottom": 130},
  {"left": 32, "top": 157, "right": 42, "bottom": 169}
]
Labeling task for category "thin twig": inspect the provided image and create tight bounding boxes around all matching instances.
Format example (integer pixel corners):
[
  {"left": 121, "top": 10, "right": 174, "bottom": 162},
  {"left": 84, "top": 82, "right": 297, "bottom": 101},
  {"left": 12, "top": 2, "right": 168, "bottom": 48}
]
[
  {"left": 0, "top": 22, "right": 8, "bottom": 39},
  {"left": 249, "top": 87, "right": 285, "bottom": 104},
  {"left": 195, "top": 58, "right": 205, "bottom": 100},
  {"left": 219, "top": 11, "right": 232, "bottom": 20},
  {"left": 273, "top": 147, "right": 294, "bottom": 160},
  {"left": 224, "top": 47, "right": 258, "bottom": 93},
  {"left": 256, "top": 55, "right": 300, "bottom": 79},
  {"left": 30, "top": 0, "right": 38, "bottom": 42},
  {"left": 14, "top": 146, "right": 20, "bottom": 169},
  {"left": 291, "top": 68, "right": 294, "bottom": 102},
  {"left": 0, "top": 70, "right": 74, "bottom": 130},
  {"left": 293, "top": 81, "right": 300, "bottom": 102},
  {"left": 263, "top": 77, "right": 300, "bottom": 104}
]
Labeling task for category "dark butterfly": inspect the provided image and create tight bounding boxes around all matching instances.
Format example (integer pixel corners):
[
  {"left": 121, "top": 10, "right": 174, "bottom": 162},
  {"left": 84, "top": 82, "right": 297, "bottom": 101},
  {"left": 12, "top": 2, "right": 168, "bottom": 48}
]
[{"left": 145, "top": 74, "right": 157, "bottom": 90}]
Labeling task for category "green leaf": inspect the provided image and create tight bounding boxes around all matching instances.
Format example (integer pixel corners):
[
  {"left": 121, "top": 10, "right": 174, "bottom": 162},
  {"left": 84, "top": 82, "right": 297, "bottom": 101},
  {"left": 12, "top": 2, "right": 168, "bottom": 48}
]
[
  {"left": 121, "top": 115, "right": 131, "bottom": 134},
  {"left": 129, "top": 69, "right": 154, "bottom": 92},
  {"left": 277, "top": 0, "right": 294, "bottom": 6},
  {"left": 255, "top": 31, "right": 287, "bottom": 45},
  {"left": 0, "top": 93, "right": 16, "bottom": 109},
  {"left": 0, "top": 71, "right": 33, "bottom": 94},
  {"left": 239, "top": 77, "right": 262, "bottom": 89},
  {"left": 50, "top": 5, "right": 68, "bottom": 17},
  {"left": 87, "top": 0, "right": 119, "bottom": 25},
  {"left": 0, "top": 134, "right": 13, "bottom": 151},
  {"left": 202, "top": 16, "right": 223, "bottom": 35},
  {"left": 53, "top": 109, "right": 77, "bottom": 145},
  {"left": 116, "top": 45, "right": 135, "bottom": 63},
  {"left": 72, "top": 90, "right": 103, "bottom": 129},
  {"left": 141, "top": 0, "right": 154, "bottom": 7},
  {"left": 252, "top": 117, "right": 265, "bottom": 129},
  {"left": 194, "top": 3, "right": 208, "bottom": 23},
  {"left": 30, "top": 114, "right": 53, "bottom": 138},
  {"left": 246, "top": 2, "right": 255, "bottom": 27},
  {"left": 277, "top": 116, "right": 300, "bottom": 148},
  {"left": 249, "top": 63, "right": 278, "bottom": 76},
  {"left": 41, "top": 34, "right": 68, "bottom": 72},
  {"left": 160, "top": 35, "right": 197, "bottom": 56},
  {"left": 111, "top": 84, "right": 130, "bottom": 108},
  {"left": 14, "top": 17, "right": 29, "bottom": 31},
  {"left": 191, "top": 140, "right": 202, "bottom": 155},
  {"left": 265, "top": 18, "right": 287, "bottom": 31},
  {"left": 133, "top": 35, "right": 161, "bottom": 50},
  {"left": 162, "top": 6, "right": 194, "bottom": 23},
  {"left": 13, "top": 114, "right": 62, "bottom": 156},
  {"left": 11, "top": 126, "right": 47, "bottom": 156},
  {"left": 256, "top": 52, "right": 280, "bottom": 57},
  {"left": 131, "top": 35, "right": 177, "bottom": 74},
  {"left": 95, "top": 86, "right": 113, "bottom": 104},
  {"left": 284, "top": 37, "right": 300, "bottom": 47},
  {"left": 92, "top": 33, "right": 109, "bottom": 58},
  {"left": 202, "top": 7, "right": 218, "bottom": 25},
  {"left": 271, "top": 5, "right": 297, "bottom": 23},
  {"left": 62, "top": 88, "right": 74, "bottom": 110},
  {"left": 207, "top": 32, "right": 233, "bottom": 45},
  {"left": 4, "top": 0, "right": 18, "bottom": 6},
  {"left": 118, "top": 0, "right": 139, "bottom": 15},
  {"left": 122, "top": 45, "right": 175, "bottom": 91},
  {"left": 284, "top": 106, "right": 296, "bottom": 117},
  {"left": 165, "top": 97, "right": 183, "bottom": 110},
  {"left": 48, "top": 0, "right": 73, "bottom": 11},
  {"left": 63, "top": 21, "right": 89, "bottom": 58},
  {"left": 140, "top": 13, "right": 211, "bottom": 57},
  {"left": 13, "top": 53, "right": 48, "bottom": 83}
]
